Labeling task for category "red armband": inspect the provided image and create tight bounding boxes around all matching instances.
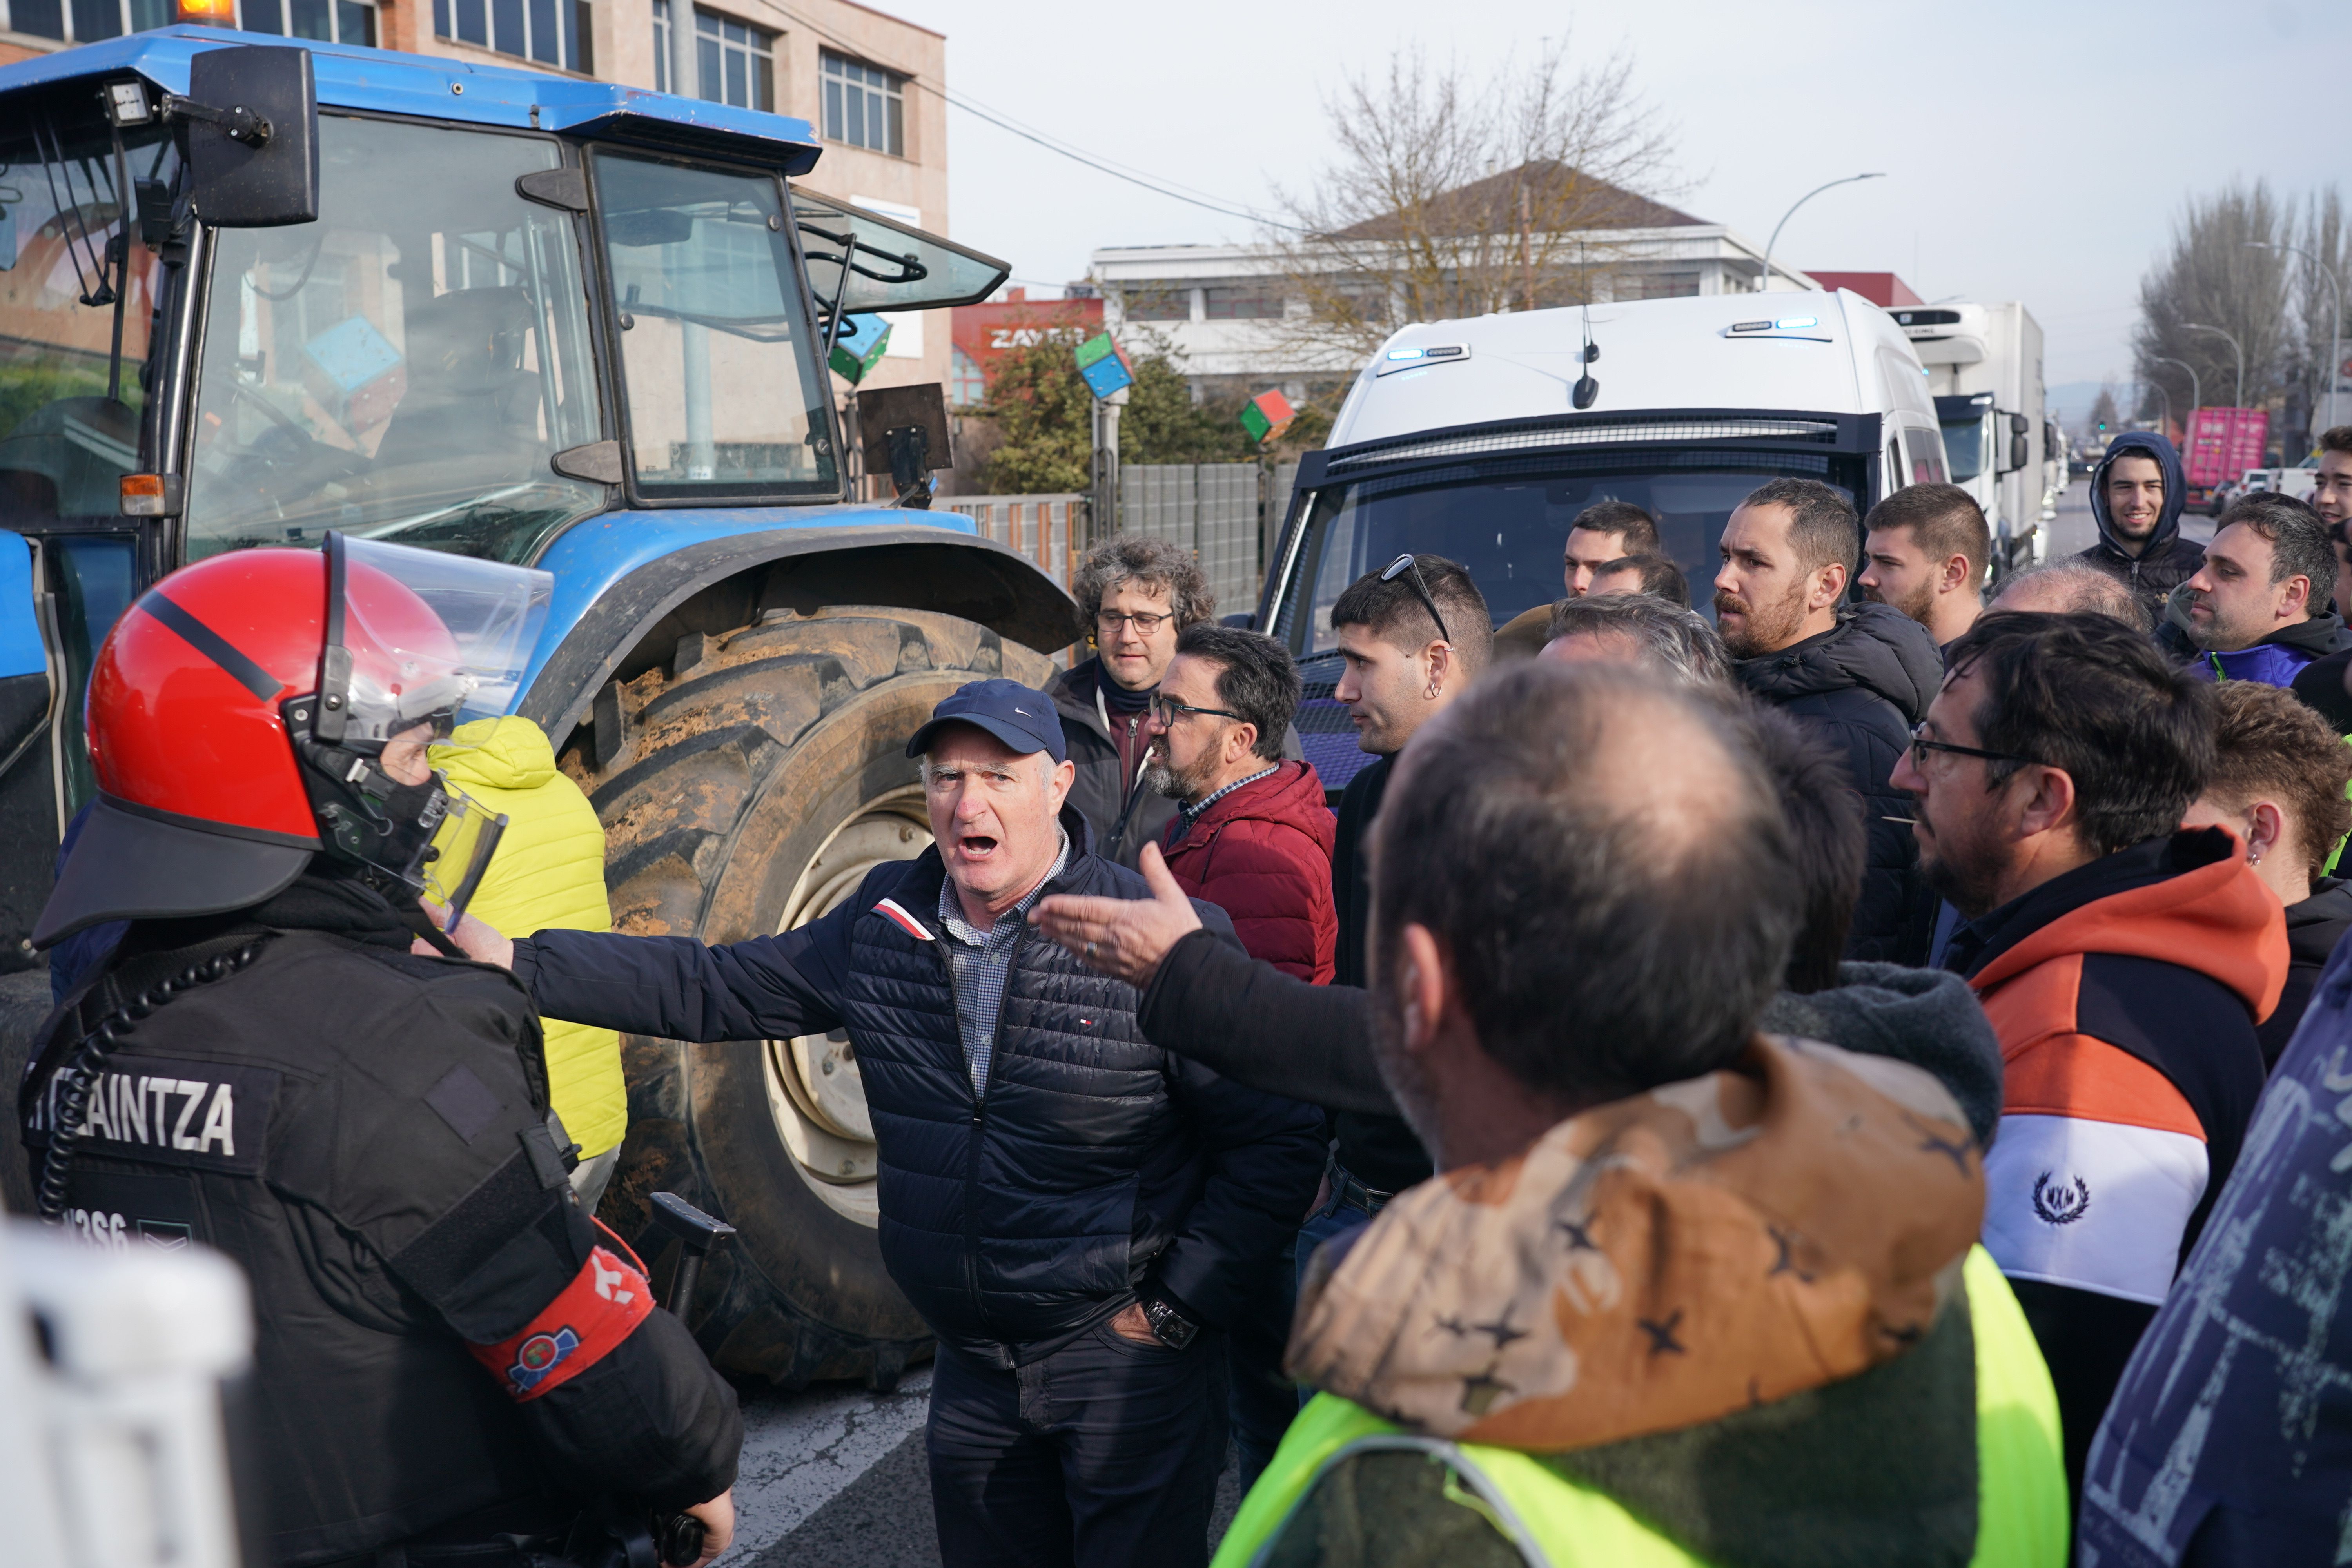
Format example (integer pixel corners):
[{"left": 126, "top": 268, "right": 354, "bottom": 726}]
[{"left": 466, "top": 1244, "right": 653, "bottom": 1401}]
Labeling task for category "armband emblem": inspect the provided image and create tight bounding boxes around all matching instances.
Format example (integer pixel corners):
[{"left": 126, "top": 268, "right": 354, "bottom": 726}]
[
  {"left": 468, "top": 1243, "right": 651, "bottom": 1400},
  {"left": 508, "top": 1327, "right": 582, "bottom": 1393}
]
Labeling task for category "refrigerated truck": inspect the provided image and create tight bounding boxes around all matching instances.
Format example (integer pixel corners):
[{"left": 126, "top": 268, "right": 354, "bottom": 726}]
[
  {"left": 1258, "top": 288, "right": 1943, "bottom": 795},
  {"left": 1887, "top": 302, "right": 2048, "bottom": 573}
]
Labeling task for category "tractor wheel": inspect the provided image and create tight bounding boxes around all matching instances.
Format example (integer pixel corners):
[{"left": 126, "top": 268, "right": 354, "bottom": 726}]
[{"left": 566, "top": 604, "right": 1054, "bottom": 1390}]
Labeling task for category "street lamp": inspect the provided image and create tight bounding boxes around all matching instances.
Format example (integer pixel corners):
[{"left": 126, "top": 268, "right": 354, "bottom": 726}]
[
  {"left": 2247, "top": 239, "right": 2343, "bottom": 432},
  {"left": 1755, "top": 173, "right": 1886, "bottom": 294},
  {"left": 2152, "top": 354, "right": 2201, "bottom": 435},
  {"left": 2186, "top": 323, "right": 2246, "bottom": 408},
  {"left": 2144, "top": 379, "right": 2171, "bottom": 435}
]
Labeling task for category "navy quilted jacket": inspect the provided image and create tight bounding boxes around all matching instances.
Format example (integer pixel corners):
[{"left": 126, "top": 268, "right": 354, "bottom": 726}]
[{"left": 513, "top": 811, "right": 1325, "bottom": 1367}]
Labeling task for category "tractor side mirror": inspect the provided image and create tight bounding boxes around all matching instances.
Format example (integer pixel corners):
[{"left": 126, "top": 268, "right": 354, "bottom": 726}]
[{"left": 171, "top": 44, "right": 319, "bottom": 228}]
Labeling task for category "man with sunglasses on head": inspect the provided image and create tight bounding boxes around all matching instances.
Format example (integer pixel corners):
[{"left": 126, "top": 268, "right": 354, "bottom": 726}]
[{"left": 1889, "top": 610, "right": 2282, "bottom": 1504}]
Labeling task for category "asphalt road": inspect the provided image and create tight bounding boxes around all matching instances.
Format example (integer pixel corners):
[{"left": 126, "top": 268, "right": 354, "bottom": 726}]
[{"left": 715, "top": 1366, "right": 1247, "bottom": 1568}]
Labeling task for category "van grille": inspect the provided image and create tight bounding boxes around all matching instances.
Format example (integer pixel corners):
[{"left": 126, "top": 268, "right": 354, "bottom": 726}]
[{"left": 1327, "top": 416, "right": 1842, "bottom": 472}]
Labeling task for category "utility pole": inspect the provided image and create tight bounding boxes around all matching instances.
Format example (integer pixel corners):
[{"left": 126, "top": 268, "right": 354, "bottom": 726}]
[{"left": 1090, "top": 388, "right": 1126, "bottom": 548}]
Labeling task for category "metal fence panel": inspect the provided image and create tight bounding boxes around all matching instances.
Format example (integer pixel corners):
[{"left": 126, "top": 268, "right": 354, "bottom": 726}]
[
  {"left": 1116, "top": 462, "right": 1267, "bottom": 618},
  {"left": 1194, "top": 464, "right": 1260, "bottom": 617}
]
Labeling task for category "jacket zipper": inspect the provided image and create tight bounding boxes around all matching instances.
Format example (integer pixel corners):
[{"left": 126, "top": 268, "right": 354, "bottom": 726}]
[{"left": 943, "top": 919, "right": 1031, "bottom": 1345}]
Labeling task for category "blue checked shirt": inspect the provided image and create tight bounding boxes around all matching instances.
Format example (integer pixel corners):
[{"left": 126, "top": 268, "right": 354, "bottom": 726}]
[
  {"left": 936, "top": 830, "right": 1070, "bottom": 1096},
  {"left": 1169, "top": 764, "right": 1279, "bottom": 846}
]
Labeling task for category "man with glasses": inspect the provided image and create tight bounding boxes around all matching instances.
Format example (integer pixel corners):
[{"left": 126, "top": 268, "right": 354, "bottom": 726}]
[
  {"left": 1889, "top": 610, "right": 2281, "bottom": 1501},
  {"left": 1057, "top": 537, "right": 1281, "bottom": 870},
  {"left": 1143, "top": 622, "right": 1335, "bottom": 1490}
]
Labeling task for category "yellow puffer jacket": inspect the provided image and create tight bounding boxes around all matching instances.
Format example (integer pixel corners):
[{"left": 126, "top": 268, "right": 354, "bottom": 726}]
[{"left": 429, "top": 717, "right": 626, "bottom": 1158}]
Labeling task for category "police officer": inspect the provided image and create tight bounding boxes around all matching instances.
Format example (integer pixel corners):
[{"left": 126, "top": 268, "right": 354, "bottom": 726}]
[{"left": 19, "top": 537, "right": 741, "bottom": 1567}]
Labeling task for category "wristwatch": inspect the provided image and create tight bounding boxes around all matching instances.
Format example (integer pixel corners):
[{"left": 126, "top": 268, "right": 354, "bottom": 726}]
[{"left": 1142, "top": 1296, "right": 1198, "bottom": 1350}]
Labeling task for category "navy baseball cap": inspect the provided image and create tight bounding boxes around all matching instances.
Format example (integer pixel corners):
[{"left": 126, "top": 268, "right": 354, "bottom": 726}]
[{"left": 906, "top": 679, "right": 1067, "bottom": 764}]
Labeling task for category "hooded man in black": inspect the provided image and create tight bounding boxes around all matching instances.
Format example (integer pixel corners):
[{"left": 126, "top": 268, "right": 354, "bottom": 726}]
[
  {"left": 1715, "top": 477, "right": 1943, "bottom": 965},
  {"left": 2078, "top": 430, "right": 2204, "bottom": 619}
]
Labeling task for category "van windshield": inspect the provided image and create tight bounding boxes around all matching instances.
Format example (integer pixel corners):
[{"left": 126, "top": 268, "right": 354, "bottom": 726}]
[{"left": 1270, "top": 455, "right": 1862, "bottom": 654}]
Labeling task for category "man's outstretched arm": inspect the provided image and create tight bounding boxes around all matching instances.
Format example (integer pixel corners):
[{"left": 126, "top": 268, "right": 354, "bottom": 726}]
[{"left": 427, "top": 897, "right": 849, "bottom": 1045}]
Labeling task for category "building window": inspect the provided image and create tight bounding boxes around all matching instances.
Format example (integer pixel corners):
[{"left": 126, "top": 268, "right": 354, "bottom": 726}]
[
  {"left": 1203, "top": 281, "right": 1283, "bottom": 320},
  {"left": 7, "top": 0, "right": 374, "bottom": 42},
  {"left": 697, "top": 9, "right": 773, "bottom": 110},
  {"left": 822, "top": 49, "right": 904, "bottom": 156},
  {"left": 652, "top": 2, "right": 771, "bottom": 110},
  {"left": 1120, "top": 285, "right": 1191, "bottom": 323},
  {"left": 436, "top": 0, "right": 588, "bottom": 72},
  {"left": 950, "top": 345, "right": 986, "bottom": 408}
]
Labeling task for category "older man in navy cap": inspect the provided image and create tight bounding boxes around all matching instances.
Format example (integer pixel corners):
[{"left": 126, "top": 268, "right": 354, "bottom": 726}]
[{"left": 439, "top": 679, "right": 1323, "bottom": 1568}]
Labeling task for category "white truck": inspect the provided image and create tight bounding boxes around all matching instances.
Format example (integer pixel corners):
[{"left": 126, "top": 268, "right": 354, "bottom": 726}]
[
  {"left": 1887, "top": 302, "right": 2049, "bottom": 572},
  {"left": 1259, "top": 288, "right": 1943, "bottom": 795}
]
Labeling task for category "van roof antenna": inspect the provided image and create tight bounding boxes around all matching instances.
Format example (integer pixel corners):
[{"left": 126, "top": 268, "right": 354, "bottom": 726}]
[{"left": 1572, "top": 241, "right": 1600, "bottom": 410}]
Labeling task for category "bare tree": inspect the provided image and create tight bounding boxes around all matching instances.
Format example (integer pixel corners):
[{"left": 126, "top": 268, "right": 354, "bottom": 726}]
[
  {"left": 2132, "top": 182, "right": 2292, "bottom": 419},
  {"left": 2286, "top": 187, "right": 2350, "bottom": 438},
  {"left": 1256, "top": 41, "right": 1683, "bottom": 364}
]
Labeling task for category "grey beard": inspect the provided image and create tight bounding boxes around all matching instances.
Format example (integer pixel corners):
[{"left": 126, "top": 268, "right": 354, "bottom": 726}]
[{"left": 1145, "top": 758, "right": 1188, "bottom": 801}]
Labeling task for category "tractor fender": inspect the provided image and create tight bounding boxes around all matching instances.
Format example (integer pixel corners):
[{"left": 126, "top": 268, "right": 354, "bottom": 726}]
[{"left": 517, "top": 515, "right": 1076, "bottom": 743}]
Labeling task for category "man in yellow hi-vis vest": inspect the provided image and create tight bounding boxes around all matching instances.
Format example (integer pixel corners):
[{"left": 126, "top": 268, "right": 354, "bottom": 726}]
[
  {"left": 430, "top": 715, "right": 628, "bottom": 1209},
  {"left": 1214, "top": 661, "right": 2067, "bottom": 1568}
]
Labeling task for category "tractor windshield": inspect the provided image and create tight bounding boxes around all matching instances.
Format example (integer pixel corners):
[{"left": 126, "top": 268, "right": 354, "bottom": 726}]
[
  {"left": 185, "top": 115, "right": 605, "bottom": 564},
  {"left": 593, "top": 149, "right": 835, "bottom": 499}
]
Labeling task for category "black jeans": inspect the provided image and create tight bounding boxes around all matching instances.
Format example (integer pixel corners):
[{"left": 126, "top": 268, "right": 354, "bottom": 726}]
[{"left": 927, "top": 1317, "right": 1229, "bottom": 1568}]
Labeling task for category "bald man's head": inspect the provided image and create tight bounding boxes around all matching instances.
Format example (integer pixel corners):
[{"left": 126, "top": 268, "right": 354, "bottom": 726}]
[
  {"left": 1372, "top": 662, "right": 1798, "bottom": 1105},
  {"left": 1990, "top": 561, "right": 2152, "bottom": 632}
]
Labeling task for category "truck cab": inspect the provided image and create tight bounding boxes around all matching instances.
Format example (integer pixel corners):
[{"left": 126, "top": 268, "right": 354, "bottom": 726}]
[
  {"left": 1259, "top": 288, "right": 1940, "bottom": 793},
  {"left": 1889, "top": 301, "right": 2049, "bottom": 570}
]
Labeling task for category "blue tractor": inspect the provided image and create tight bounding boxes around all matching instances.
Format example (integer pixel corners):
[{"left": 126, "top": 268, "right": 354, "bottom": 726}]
[{"left": 0, "top": 27, "right": 1074, "bottom": 1390}]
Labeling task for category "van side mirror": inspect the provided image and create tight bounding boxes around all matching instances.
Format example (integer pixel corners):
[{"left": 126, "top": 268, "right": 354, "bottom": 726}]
[
  {"left": 169, "top": 45, "right": 319, "bottom": 228},
  {"left": 2005, "top": 434, "right": 2030, "bottom": 473}
]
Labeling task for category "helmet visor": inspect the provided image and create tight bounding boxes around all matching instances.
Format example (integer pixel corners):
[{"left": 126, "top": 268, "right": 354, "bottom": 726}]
[{"left": 336, "top": 537, "right": 554, "bottom": 747}]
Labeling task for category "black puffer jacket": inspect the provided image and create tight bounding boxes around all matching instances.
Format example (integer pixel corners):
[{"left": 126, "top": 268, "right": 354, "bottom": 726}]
[
  {"left": 2078, "top": 430, "right": 2205, "bottom": 617},
  {"left": 1735, "top": 603, "right": 1942, "bottom": 966},
  {"left": 515, "top": 812, "right": 1324, "bottom": 1367}
]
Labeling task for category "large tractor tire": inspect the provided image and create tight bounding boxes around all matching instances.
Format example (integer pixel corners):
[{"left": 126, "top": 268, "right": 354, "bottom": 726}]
[{"left": 564, "top": 604, "right": 1054, "bottom": 1390}]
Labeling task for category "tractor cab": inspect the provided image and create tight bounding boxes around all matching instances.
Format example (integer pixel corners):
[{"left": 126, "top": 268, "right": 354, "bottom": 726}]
[{"left": 0, "top": 27, "right": 1020, "bottom": 935}]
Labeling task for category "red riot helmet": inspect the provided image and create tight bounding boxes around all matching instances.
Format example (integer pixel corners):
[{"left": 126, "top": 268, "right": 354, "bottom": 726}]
[{"left": 33, "top": 534, "right": 552, "bottom": 947}]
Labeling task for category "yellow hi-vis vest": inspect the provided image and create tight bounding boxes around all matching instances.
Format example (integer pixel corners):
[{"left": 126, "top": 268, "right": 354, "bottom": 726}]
[
  {"left": 429, "top": 717, "right": 627, "bottom": 1160},
  {"left": 1213, "top": 1247, "right": 2067, "bottom": 1568}
]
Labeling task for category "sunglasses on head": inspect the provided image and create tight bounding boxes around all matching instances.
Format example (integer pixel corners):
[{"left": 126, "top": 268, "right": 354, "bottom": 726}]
[{"left": 1380, "top": 554, "right": 1453, "bottom": 646}]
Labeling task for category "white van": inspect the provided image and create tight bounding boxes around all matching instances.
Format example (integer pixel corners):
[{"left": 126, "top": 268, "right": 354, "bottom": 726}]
[{"left": 1256, "top": 289, "right": 1942, "bottom": 793}]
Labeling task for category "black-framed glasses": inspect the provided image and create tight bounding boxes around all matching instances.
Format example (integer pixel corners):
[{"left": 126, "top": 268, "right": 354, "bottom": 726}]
[
  {"left": 1907, "top": 723, "right": 2038, "bottom": 770},
  {"left": 1149, "top": 692, "right": 1241, "bottom": 725},
  {"left": 1380, "top": 553, "right": 1453, "bottom": 645},
  {"left": 1097, "top": 609, "right": 1172, "bottom": 635}
]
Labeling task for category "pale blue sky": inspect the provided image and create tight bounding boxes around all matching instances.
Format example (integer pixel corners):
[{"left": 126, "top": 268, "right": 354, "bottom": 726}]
[{"left": 877, "top": 0, "right": 2349, "bottom": 387}]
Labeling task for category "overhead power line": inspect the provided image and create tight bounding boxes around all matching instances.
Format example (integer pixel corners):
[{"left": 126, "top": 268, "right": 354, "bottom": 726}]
[{"left": 766, "top": 3, "right": 1306, "bottom": 234}]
